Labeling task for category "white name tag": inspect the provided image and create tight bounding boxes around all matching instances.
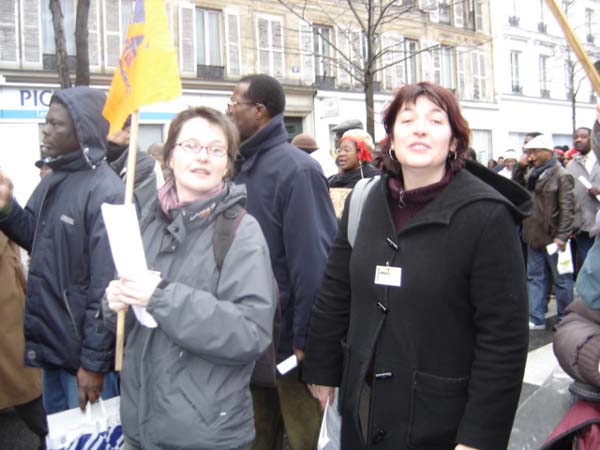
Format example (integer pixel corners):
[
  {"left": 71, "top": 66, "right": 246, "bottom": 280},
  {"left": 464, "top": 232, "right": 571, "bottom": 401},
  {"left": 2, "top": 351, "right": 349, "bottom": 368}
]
[{"left": 374, "top": 265, "right": 402, "bottom": 287}]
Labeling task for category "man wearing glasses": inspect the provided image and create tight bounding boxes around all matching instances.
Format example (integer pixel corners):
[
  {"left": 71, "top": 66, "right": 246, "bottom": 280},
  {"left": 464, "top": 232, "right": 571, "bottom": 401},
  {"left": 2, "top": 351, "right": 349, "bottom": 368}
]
[{"left": 228, "top": 74, "right": 337, "bottom": 450}]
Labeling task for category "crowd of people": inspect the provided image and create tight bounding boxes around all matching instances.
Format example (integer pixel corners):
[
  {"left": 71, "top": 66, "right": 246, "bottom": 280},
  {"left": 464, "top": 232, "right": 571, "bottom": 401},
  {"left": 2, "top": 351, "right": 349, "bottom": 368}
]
[{"left": 0, "top": 77, "right": 599, "bottom": 450}]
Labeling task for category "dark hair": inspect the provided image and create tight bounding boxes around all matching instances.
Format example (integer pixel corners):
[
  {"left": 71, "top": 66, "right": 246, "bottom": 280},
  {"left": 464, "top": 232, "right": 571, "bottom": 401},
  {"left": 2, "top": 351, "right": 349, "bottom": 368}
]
[
  {"left": 381, "top": 82, "right": 470, "bottom": 176},
  {"left": 163, "top": 107, "right": 240, "bottom": 179},
  {"left": 239, "top": 74, "right": 286, "bottom": 118},
  {"left": 576, "top": 126, "right": 592, "bottom": 135},
  {"left": 466, "top": 147, "right": 477, "bottom": 161}
]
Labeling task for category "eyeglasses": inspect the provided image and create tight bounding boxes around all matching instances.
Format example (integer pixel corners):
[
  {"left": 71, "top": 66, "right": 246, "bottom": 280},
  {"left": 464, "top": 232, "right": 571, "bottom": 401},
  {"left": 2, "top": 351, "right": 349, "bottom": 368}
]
[
  {"left": 176, "top": 140, "right": 228, "bottom": 158},
  {"left": 227, "top": 99, "right": 259, "bottom": 111}
]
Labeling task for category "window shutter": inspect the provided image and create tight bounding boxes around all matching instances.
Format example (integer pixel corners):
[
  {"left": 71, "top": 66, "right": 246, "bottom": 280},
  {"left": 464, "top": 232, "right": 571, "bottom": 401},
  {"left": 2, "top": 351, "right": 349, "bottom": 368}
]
[
  {"left": 422, "top": 43, "right": 434, "bottom": 82},
  {"left": 336, "top": 28, "right": 351, "bottom": 87},
  {"left": 224, "top": 9, "right": 241, "bottom": 77},
  {"left": 21, "top": 0, "right": 41, "bottom": 67},
  {"left": 88, "top": 0, "right": 101, "bottom": 69},
  {"left": 0, "top": 0, "right": 18, "bottom": 65},
  {"left": 271, "top": 19, "right": 284, "bottom": 78},
  {"left": 299, "top": 22, "right": 314, "bottom": 84},
  {"left": 456, "top": 47, "right": 467, "bottom": 99},
  {"left": 104, "top": 0, "right": 121, "bottom": 69},
  {"left": 394, "top": 38, "right": 405, "bottom": 86},
  {"left": 257, "top": 17, "right": 270, "bottom": 74},
  {"left": 474, "top": 0, "right": 483, "bottom": 31},
  {"left": 178, "top": 4, "right": 195, "bottom": 74},
  {"left": 382, "top": 35, "right": 393, "bottom": 90},
  {"left": 453, "top": 0, "right": 464, "bottom": 27}
]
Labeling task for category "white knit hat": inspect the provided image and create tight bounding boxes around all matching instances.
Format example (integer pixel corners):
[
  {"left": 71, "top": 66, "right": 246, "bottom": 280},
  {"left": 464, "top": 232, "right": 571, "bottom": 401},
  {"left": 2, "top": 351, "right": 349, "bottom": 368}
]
[{"left": 523, "top": 134, "right": 554, "bottom": 151}]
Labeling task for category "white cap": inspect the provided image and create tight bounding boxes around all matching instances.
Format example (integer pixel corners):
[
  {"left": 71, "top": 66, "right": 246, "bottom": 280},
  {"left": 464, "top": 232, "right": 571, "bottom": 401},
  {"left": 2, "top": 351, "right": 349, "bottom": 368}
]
[
  {"left": 503, "top": 149, "right": 518, "bottom": 160},
  {"left": 523, "top": 134, "right": 554, "bottom": 151}
]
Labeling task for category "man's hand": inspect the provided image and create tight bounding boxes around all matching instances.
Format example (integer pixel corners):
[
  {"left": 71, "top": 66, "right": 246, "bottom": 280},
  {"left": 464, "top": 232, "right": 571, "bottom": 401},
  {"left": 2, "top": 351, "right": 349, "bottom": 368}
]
[
  {"left": 554, "top": 238, "right": 567, "bottom": 252},
  {"left": 588, "top": 185, "right": 600, "bottom": 197},
  {"left": 293, "top": 346, "right": 305, "bottom": 363},
  {"left": 0, "top": 170, "right": 14, "bottom": 210},
  {"left": 76, "top": 367, "right": 105, "bottom": 411},
  {"left": 518, "top": 153, "right": 529, "bottom": 167},
  {"left": 308, "top": 384, "right": 335, "bottom": 410}
]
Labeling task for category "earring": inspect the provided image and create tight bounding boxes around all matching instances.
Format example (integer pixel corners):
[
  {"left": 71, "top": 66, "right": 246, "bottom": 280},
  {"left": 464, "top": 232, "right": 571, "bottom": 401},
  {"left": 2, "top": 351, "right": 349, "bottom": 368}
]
[
  {"left": 448, "top": 151, "right": 457, "bottom": 161},
  {"left": 389, "top": 147, "right": 398, "bottom": 161}
]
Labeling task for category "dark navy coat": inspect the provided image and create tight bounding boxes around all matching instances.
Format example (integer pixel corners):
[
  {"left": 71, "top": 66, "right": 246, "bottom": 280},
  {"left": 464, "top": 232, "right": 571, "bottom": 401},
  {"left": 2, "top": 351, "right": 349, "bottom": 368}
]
[
  {"left": 234, "top": 114, "right": 337, "bottom": 361},
  {"left": 0, "top": 87, "right": 125, "bottom": 373}
]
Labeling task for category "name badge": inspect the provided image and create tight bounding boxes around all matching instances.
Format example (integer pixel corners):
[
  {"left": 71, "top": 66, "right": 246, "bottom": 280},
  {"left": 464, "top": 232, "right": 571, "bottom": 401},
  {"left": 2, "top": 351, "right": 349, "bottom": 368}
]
[{"left": 374, "top": 265, "right": 402, "bottom": 287}]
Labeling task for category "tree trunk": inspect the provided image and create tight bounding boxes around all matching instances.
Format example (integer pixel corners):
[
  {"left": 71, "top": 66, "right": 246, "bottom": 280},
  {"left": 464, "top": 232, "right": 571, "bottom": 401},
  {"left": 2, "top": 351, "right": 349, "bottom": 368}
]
[
  {"left": 75, "top": 0, "right": 91, "bottom": 86},
  {"left": 364, "top": 70, "right": 375, "bottom": 139},
  {"left": 49, "top": 0, "right": 71, "bottom": 88}
]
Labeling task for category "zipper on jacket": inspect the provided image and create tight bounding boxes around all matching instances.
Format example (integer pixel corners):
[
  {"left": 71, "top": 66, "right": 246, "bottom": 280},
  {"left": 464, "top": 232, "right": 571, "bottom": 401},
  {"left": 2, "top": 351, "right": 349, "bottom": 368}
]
[
  {"left": 62, "top": 290, "right": 82, "bottom": 341},
  {"left": 30, "top": 186, "right": 50, "bottom": 256}
]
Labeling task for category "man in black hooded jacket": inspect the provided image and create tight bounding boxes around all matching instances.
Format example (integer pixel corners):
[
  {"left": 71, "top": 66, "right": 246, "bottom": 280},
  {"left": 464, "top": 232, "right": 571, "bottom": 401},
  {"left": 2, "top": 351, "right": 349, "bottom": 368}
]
[{"left": 0, "top": 86, "right": 125, "bottom": 414}]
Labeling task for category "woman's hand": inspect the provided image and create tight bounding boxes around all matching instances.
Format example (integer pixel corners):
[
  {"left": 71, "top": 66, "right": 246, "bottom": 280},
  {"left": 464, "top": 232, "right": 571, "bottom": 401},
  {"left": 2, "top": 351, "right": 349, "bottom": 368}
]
[
  {"left": 105, "top": 279, "right": 130, "bottom": 312},
  {"left": 308, "top": 384, "right": 335, "bottom": 410},
  {"left": 106, "top": 271, "right": 162, "bottom": 308}
]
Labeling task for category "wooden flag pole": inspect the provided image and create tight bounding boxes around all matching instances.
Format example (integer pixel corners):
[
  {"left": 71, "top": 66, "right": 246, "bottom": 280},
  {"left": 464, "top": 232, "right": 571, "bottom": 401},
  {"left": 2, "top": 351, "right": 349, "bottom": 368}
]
[
  {"left": 545, "top": 0, "right": 600, "bottom": 95},
  {"left": 115, "top": 110, "right": 140, "bottom": 371}
]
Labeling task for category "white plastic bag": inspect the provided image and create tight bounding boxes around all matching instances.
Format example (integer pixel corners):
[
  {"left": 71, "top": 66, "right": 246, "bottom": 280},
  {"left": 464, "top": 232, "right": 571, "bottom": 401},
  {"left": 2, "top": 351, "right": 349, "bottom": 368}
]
[
  {"left": 317, "top": 388, "right": 341, "bottom": 450},
  {"left": 556, "top": 241, "right": 574, "bottom": 275},
  {"left": 46, "top": 396, "right": 123, "bottom": 450}
]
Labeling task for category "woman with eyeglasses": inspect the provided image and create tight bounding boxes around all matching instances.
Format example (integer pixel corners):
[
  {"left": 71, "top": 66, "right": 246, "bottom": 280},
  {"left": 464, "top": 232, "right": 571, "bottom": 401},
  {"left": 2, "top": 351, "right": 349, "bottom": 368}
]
[
  {"left": 328, "top": 129, "right": 380, "bottom": 188},
  {"left": 105, "top": 107, "right": 276, "bottom": 450}
]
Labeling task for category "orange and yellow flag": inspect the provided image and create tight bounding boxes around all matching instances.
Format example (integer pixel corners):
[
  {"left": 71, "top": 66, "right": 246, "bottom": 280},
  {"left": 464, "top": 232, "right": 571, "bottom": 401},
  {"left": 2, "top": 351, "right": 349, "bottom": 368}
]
[{"left": 103, "top": 0, "right": 182, "bottom": 134}]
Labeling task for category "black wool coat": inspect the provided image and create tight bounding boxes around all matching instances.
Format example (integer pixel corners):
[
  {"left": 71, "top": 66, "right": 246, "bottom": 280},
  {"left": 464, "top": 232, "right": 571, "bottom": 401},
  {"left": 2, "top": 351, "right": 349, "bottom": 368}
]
[{"left": 303, "top": 165, "right": 531, "bottom": 450}]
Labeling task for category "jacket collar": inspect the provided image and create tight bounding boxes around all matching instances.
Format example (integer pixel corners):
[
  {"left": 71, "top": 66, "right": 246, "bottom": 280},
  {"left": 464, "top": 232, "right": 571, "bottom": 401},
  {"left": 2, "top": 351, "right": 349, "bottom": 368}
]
[
  {"left": 47, "top": 149, "right": 94, "bottom": 172},
  {"left": 238, "top": 114, "right": 288, "bottom": 173},
  {"left": 377, "top": 164, "right": 531, "bottom": 237}
]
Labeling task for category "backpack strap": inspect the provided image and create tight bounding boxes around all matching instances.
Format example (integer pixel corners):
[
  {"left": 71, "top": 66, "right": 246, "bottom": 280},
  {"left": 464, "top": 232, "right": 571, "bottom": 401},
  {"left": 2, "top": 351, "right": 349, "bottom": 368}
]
[
  {"left": 213, "top": 203, "right": 247, "bottom": 270},
  {"left": 347, "top": 175, "right": 380, "bottom": 247}
]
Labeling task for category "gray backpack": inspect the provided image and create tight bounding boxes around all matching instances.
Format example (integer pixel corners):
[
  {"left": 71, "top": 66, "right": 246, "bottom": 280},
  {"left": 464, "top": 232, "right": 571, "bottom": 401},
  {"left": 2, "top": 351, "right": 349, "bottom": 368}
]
[{"left": 347, "top": 175, "right": 380, "bottom": 247}]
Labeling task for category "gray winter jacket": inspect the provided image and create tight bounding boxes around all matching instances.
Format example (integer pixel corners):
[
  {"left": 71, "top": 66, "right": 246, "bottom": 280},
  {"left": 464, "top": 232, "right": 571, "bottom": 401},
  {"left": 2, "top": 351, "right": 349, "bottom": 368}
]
[
  {"left": 566, "top": 153, "right": 600, "bottom": 235},
  {"left": 105, "top": 182, "right": 276, "bottom": 450}
]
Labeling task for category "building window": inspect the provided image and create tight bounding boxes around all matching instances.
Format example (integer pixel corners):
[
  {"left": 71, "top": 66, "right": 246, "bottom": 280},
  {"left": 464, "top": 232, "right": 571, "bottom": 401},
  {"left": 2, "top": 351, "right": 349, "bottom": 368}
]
[
  {"left": 510, "top": 50, "right": 522, "bottom": 93},
  {"left": 467, "top": 0, "right": 483, "bottom": 32},
  {"left": 382, "top": 36, "right": 417, "bottom": 90},
  {"left": 472, "top": 50, "right": 488, "bottom": 100},
  {"left": 42, "top": 0, "right": 76, "bottom": 55},
  {"left": 257, "top": 15, "right": 284, "bottom": 78},
  {"left": 433, "top": 45, "right": 455, "bottom": 90},
  {"left": 453, "top": 0, "right": 465, "bottom": 28},
  {"left": 439, "top": 1, "right": 451, "bottom": 25},
  {"left": 539, "top": 55, "right": 549, "bottom": 97},
  {"left": 196, "top": 8, "right": 222, "bottom": 66},
  {"left": 313, "top": 25, "right": 333, "bottom": 78}
]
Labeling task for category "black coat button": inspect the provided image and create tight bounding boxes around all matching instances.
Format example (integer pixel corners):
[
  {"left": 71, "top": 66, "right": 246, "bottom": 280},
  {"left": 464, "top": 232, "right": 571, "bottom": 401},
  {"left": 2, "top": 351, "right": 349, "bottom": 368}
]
[{"left": 372, "top": 428, "right": 386, "bottom": 444}]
